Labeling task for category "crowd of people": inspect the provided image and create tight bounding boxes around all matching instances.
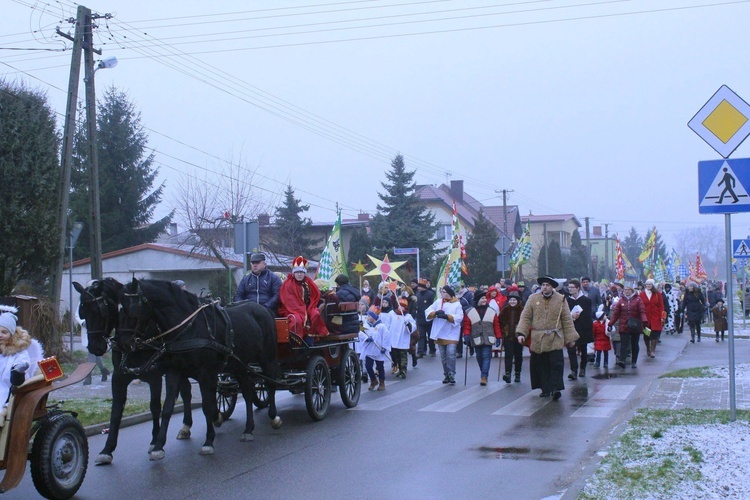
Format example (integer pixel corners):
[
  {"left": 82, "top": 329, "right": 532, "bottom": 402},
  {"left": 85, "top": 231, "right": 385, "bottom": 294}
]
[{"left": 232, "top": 252, "right": 728, "bottom": 400}]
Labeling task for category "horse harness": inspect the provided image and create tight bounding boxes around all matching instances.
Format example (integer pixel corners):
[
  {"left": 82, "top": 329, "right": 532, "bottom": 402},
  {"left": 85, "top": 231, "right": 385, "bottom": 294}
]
[{"left": 121, "top": 285, "right": 242, "bottom": 372}]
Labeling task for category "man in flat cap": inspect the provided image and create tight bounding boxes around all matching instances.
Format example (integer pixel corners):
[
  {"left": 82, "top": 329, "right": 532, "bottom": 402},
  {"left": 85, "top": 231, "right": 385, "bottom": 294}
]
[
  {"left": 515, "top": 276, "right": 579, "bottom": 400},
  {"left": 234, "top": 252, "right": 282, "bottom": 315}
]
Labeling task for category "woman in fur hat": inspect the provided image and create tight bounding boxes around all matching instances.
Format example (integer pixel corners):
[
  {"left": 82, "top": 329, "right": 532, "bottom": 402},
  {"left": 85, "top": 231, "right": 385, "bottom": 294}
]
[{"left": 0, "top": 307, "right": 44, "bottom": 406}]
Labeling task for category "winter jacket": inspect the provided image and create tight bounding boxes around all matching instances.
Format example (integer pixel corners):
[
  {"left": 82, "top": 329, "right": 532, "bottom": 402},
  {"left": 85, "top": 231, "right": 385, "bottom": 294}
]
[
  {"left": 681, "top": 289, "right": 706, "bottom": 323},
  {"left": 234, "top": 269, "right": 282, "bottom": 312},
  {"left": 1, "top": 328, "right": 44, "bottom": 406},
  {"left": 593, "top": 320, "right": 612, "bottom": 351},
  {"left": 583, "top": 286, "right": 603, "bottom": 317},
  {"left": 426, "top": 298, "right": 464, "bottom": 343},
  {"left": 566, "top": 292, "right": 594, "bottom": 345},
  {"left": 461, "top": 305, "right": 500, "bottom": 347},
  {"left": 712, "top": 305, "right": 728, "bottom": 332},
  {"left": 415, "top": 288, "right": 436, "bottom": 326},
  {"left": 639, "top": 289, "right": 665, "bottom": 332},
  {"left": 336, "top": 284, "right": 361, "bottom": 303},
  {"left": 498, "top": 302, "right": 524, "bottom": 344},
  {"left": 610, "top": 293, "right": 648, "bottom": 333},
  {"left": 516, "top": 291, "right": 579, "bottom": 354}
]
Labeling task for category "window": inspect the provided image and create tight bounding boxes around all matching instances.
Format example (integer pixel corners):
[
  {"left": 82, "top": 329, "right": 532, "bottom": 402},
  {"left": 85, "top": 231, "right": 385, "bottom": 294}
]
[{"left": 434, "top": 224, "right": 451, "bottom": 241}]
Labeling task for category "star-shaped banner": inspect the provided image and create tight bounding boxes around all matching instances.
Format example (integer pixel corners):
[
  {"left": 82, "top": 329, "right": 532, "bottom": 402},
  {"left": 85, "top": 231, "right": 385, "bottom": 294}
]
[
  {"left": 364, "top": 254, "right": 406, "bottom": 283},
  {"left": 351, "top": 260, "right": 368, "bottom": 274}
]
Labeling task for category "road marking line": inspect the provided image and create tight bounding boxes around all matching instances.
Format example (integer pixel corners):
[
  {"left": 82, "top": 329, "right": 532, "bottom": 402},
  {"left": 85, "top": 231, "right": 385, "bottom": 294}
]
[
  {"left": 571, "top": 384, "right": 636, "bottom": 418},
  {"left": 353, "top": 380, "right": 443, "bottom": 411},
  {"left": 492, "top": 391, "right": 551, "bottom": 416},
  {"left": 419, "top": 384, "right": 507, "bottom": 413}
]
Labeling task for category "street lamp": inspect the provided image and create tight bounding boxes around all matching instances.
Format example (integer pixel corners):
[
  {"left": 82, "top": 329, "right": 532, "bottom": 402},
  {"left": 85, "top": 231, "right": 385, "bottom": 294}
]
[{"left": 68, "top": 222, "right": 84, "bottom": 354}]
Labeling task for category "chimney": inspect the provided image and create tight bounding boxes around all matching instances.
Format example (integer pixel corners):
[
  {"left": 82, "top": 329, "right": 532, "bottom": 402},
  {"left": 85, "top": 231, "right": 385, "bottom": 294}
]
[
  {"left": 258, "top": 213, "right": 270, "bottom": 226},
  {"left": 450, "top": 180, "right": 464, "bottom": 203},
  {"left": 593, "top": 226, "right": 602, "bottom": 237},
  {"left": 357, "top": 212, "right": 370, "bottom": 221},
  {"left": 169, "top": 222, "right": 177, "bottom": 236}
]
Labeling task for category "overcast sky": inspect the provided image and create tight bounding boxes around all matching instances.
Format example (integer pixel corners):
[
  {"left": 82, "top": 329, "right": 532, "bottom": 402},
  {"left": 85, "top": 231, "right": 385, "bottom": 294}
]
[{"left": 4, "top": 0, "right": 750, "bottom": 251}]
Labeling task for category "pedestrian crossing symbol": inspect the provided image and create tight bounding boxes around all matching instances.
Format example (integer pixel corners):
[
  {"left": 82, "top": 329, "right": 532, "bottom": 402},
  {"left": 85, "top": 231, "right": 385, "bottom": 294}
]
[
  {"left": 698, "top": 158, "right": 750, "bottom": 214},
  {"left": 733, "top": 239, "right": 750, "bottom": 259}
]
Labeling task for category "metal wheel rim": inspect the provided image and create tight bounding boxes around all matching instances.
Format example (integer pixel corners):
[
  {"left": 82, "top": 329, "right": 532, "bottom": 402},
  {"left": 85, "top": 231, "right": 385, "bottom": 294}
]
[
  {"left": 343, "top": 354, "right": 357, "bottom": 400},
  {"left": 255, "top": 381, "right": 268, "bottom": 403},
  {"left": 312, "top": 363, "right": 328, "bottom": 412},
  {"left": 52, "top": 430, "right": 85, "bottom": 486},
  {"left": 218, "top": 393, "right": 232, "bottom": 413}
]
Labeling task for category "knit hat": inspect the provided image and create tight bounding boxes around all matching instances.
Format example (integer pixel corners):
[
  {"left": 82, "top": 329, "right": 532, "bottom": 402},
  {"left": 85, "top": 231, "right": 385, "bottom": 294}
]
[
  {"left": 0, "top": 306, "right": 18, "bottom": 333},
  {"left": 442, "top": 285, "right": 456, "bottom": 297},
  {"left": 507, "top": 291, "right": 522, "bottom": 302},
  {"left": 645, "top": 279, "right": 656, "bottom": 286},
  {"left": 474, "top": 291, "right": 487, "bottom": 305},
  {"left": 595, "top": 305, "right": 605, "bottom": 320},
  {"left": 291, "top": 256, "right": 308, "bottom": 273}
]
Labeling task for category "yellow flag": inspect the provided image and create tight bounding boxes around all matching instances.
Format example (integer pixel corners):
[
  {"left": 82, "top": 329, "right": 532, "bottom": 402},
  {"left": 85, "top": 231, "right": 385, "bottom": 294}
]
[{"left": 638, "top": 228, "right": 656, "bottom": 263}]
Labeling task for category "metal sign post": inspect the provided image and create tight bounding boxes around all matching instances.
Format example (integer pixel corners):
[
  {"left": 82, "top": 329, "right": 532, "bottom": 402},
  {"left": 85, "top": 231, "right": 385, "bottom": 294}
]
[
  {"left": 394, "top": 247, "right": 420, "bottom": 282},
  {"left": 690, "top": 85, "right": 750, "bottom": 422}
]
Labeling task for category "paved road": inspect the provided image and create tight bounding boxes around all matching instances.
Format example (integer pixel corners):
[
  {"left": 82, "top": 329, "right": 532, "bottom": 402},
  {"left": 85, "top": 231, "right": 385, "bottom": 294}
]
[{"left": 9, "top": 332, "right": 748, "bottom": 499}]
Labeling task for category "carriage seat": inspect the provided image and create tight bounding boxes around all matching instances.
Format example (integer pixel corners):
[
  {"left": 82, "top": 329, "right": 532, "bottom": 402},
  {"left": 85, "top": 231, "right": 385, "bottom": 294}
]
[{"left": 324, "top": 302, "right": 359, "bottom": 334}]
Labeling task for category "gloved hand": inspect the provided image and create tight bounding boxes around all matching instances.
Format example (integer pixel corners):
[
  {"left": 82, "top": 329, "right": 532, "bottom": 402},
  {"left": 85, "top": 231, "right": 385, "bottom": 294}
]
[
  {"left": 365, "top": 337, "right": 374, "bottom": 343},
  {"left": 607, "top": 326, "right": 613, "bottom": 333},
  {"left": 434, "top": 310, "right": 446, "bottom": 319},
  {"left": 380, "top": 348, "right": 386, "bottom": 354},
  {"left": 643, "top": 322, "right": 649, "bottom": 328},
  {"left": 463, "top": 336, "right": 471, "bottom": 346}
]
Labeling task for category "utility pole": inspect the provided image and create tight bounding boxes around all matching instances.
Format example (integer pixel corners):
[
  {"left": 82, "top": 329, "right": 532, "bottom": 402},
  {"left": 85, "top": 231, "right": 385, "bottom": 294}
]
[
  {"left": 495, "top": 189, "right": 514, "bottom": 279},
  {"left": 584, "top": 216, "right": 593, "bottom": 278},
  {"left": 604, "top": 223, "right": 611, "bottom": 280},
  {"left": 543, "top": 222, "right": 548, "bottom": 275},
  {"left": 52, "top": 6, "right": 86, "bottom": 320},
  {"left": 83, "top": 9, "right": 104, "bottom": 278}
]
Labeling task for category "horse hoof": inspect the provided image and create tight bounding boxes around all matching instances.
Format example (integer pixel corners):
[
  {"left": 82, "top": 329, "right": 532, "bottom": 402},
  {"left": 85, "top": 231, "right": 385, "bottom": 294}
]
[
  {"left": 95, "top": 454, "right": 113, "bottom": 466},
  {"left": 271, "top": 416, "right": 283, "bottom": 430},
  {"left": 240, "top": 433, "right": 254, "bottom": 442},
  {"left": 176, "top": 426, "right": 191, "bottom": 440},
  {"left": 199, "top": 446, "right": 214, "bottom": 455},
  {"left": 148, "top": 445, "right": 155, "bottom": 453},
  {"left": 149, "top": 450, "right": 165, "bottom": 461}
]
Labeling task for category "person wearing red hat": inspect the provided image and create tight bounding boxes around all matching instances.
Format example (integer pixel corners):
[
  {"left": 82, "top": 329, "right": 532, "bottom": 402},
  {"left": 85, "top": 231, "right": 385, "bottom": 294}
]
[{"left": 278, "top": 256, "right": 328, "bottom": 340}]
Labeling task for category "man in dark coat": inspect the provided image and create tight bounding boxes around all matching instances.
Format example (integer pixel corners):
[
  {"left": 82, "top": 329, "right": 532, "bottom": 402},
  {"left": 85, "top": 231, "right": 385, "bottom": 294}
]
[
  {"left": 581, "top": 277, "right": 602, "bottom": 318},
  {"left": 234, "top": 252, "right": 282, "bottom": 315},
  {"left": 565, "top": 279, "right": 593, "bottom": 379},
  {"left": 415, "top": 279, "right": 436, "bottom": 357},
  {"left": 334, "top": 274, "right": 361, "bottom": 334}
]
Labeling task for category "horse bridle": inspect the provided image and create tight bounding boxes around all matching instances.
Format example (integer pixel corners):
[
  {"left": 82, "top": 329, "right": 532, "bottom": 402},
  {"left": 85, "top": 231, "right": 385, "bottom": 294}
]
[{"left": 80, "top": 287, "right": 117, "bottom": 338}]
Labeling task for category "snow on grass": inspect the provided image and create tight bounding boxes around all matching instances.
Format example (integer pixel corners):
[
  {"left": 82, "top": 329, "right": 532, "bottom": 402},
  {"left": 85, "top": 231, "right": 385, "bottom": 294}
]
[{"left": 580, "top": 364, "right": 750, "bottom": 499}]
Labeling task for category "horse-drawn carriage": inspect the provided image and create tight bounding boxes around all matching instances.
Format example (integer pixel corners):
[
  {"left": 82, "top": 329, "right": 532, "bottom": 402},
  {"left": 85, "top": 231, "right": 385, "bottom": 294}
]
[
  {"left": 0, "top": 361, "right": 93, "bottom": 499},
  {"left": 218, "top": 302, "right": 362, "bottom": 422}
]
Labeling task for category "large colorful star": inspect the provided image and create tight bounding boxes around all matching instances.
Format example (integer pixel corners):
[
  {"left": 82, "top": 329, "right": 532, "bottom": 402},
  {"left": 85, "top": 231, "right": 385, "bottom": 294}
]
[{"left": 364, "top": 254, "right": 407, "bottom": 283}]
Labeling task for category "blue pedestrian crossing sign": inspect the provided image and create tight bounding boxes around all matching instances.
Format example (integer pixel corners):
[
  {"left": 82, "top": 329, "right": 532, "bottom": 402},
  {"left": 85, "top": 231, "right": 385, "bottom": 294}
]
[
  {"left": 698, "top": 158, "right": 750, "bottom": 214},
  {"left": 734, "top": 239, "right": 750, "bottom": 258}
]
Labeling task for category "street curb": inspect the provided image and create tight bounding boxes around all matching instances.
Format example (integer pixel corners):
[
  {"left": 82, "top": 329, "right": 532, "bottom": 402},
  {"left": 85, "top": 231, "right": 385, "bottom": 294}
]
[{"left": 84, "top": 402, "right": 203, "bottom": 437}]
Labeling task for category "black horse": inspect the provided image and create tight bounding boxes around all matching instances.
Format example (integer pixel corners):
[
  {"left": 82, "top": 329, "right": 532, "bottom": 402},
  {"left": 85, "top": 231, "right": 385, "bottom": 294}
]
[
  {"left": 117, "top": 278, "right": 281, "bottom": 460},
  {"left": 73, "top": 278, "right": 194, "bottom": 465}
]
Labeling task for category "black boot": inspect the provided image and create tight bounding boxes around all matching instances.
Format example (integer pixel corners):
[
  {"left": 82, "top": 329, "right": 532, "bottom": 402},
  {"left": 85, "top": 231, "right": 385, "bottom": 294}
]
[
  {"left": 502, "top": 372, "right": 511, "bottom": 384},
  {"left": 101, "top": 367, "right": 110, "bottom": 382},
  {"left": 579, "top": 366, "right": 585, "bottom": 378},
  {"left": 514, "top": 372, "right": 521, "bottom": 383}
]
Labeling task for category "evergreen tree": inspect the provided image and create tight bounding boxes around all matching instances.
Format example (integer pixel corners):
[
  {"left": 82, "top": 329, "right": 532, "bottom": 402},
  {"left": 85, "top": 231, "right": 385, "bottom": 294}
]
[
  {"left": 347, "top": 226, "right": 372, "bottom": 269},
  {"left": 0, "top": 81, "right": 60, "bottom": 295},
  {"left": 464, "top": 210, "right": 501, "bottom": 286},
  {"left": 622, "top": 227, "right": 643, "bottom": 267},
  {"left": 70, "top": 87, "right": 170, "bottom": 258},
  {"left": 269, "top": 184, "right": 317, "bottom": 258},
  {"left": 565, "top": 231, "right": 589, "bottom": 279},
  {"left": 537, "top": 240, "right": 563, "bottom": 278},
  {"left": 370, "top": 155, "right": 439, "bottom": 274}
]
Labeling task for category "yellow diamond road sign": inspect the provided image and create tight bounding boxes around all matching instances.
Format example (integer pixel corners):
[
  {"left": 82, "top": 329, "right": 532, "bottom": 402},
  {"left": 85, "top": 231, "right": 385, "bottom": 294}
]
[{"left": 689, "top": 85, "right": 750, "bottom": 158}]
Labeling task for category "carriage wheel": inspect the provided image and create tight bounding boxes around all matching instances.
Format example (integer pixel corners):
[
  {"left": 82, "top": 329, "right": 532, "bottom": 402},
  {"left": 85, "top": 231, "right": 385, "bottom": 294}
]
[
  {"left": 305, "top": 355, "right": 331, "bottom": 421},
  {"left": 252, "top": 379, "right": 270, "bottom": 409},
  {"left": 338, "top": 349, "right": 361, "bottom": 408},
  {"left": 30, "top": 414, "right": 89, "bottom": 500},
  {"left": 217, "top": 374, "right": 238, "bottom": 420}
]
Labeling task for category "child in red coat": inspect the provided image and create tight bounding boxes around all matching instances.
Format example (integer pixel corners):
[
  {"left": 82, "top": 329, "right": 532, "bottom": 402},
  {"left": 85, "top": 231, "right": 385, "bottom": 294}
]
[{"left": 593, "top": 307, "right": 612, "bottom": 368}]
